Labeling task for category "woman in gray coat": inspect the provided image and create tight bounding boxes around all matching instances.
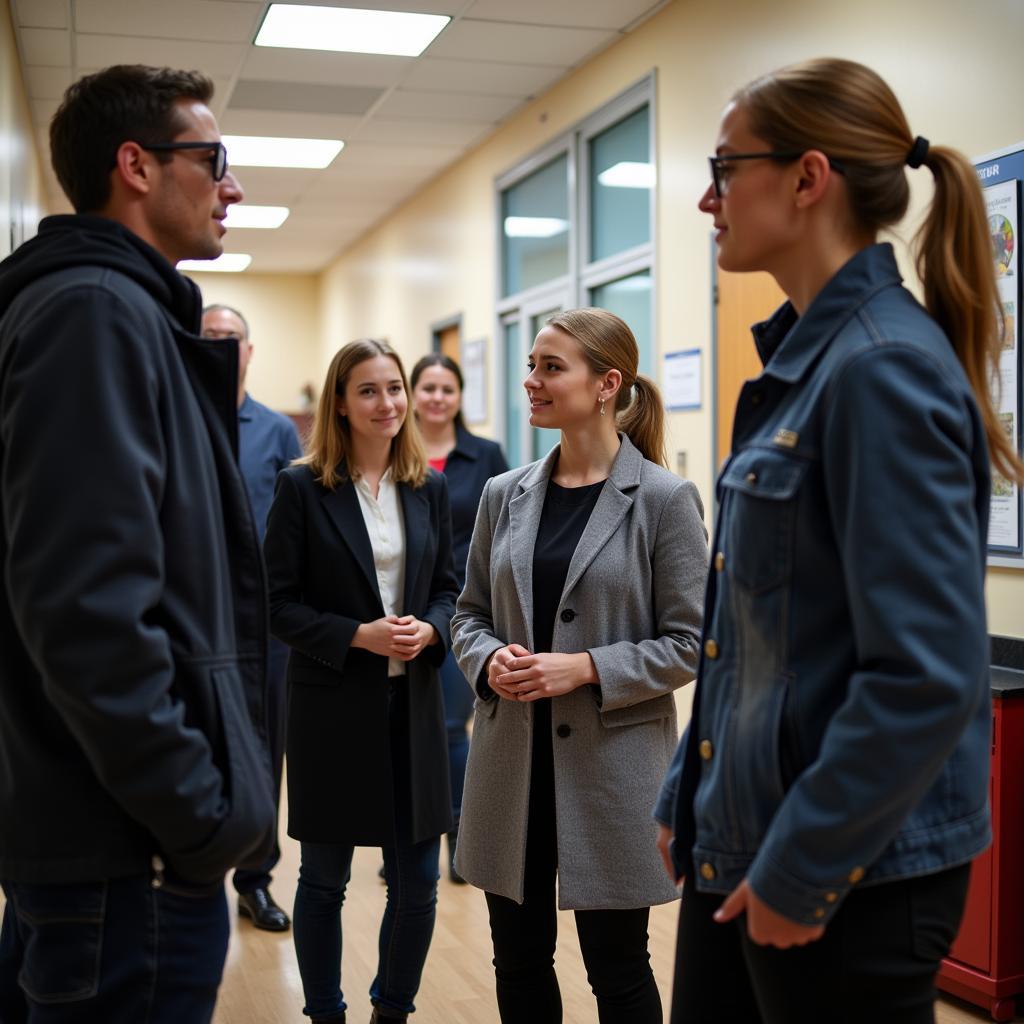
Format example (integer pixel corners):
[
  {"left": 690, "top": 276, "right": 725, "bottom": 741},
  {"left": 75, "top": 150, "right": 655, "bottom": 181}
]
[{"left": 451, "top": 308, "right": 708, "bottom": 1023}]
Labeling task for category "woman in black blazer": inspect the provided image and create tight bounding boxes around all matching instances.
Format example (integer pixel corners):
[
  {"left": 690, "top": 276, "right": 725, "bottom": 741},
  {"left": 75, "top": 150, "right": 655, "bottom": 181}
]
[
  {"left": 410, "top": 354, "right": 508, "bottom": 882},
  {"left": 264, "top": 339, "right": 459, "bottom": 1024}
]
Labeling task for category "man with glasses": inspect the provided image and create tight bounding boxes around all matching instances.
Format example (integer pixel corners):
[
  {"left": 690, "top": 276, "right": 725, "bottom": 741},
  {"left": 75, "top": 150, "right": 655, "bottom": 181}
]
[{"left": 0, "top": 65, "right": 276, "bottom": 1022}]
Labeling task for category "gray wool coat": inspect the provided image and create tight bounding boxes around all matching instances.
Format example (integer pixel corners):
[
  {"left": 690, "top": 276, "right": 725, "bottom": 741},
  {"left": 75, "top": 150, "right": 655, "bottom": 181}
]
[{"left": 451, "top": 435, "right": 708, "bottom": 910}]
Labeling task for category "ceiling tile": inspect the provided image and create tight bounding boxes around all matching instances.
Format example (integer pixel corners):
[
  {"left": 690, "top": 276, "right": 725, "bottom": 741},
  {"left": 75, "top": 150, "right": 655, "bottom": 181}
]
[
  {"left": 259, "top": 0, "right": 461, "bottom": 13},
  {"left": 219, "top": 110, "right": 363, "bottom": 140},
  {"left": 73, "top": 0, "right": 262, "bottom": 42},
  {"left": 24, "top": 66, "right": 72, "bottom": 100},
  {"left": 335, "top": 141, "right": 461, "bottom": 169},
  {"left": 375, "top": 89, "right": 518, "bottom": 123},
  {"left": 425, "top": 19, "right": 615, "bottom": 65},
  {"left": 229, "top": 79, "right": 383, "bottom": 116},
  {"left": 75, "top": 35, "right": 246, "bottom": 76},
  {"left": 30, "top": 98, "right": 62, "bottom": 125},
  {"left": 19, "top": 28, "right": 71, "bottom": 67},
  {"left": 242, "top": 47, "right": 412, "bottom": 88},
  {"left": 400, "top": 57, "right": 563, "bottom": 97},
  {"left": 354, "top": 118, "right": 492, "bottom": 147},
  {"left": 463, "top": 0, "right": 664, "bottom": 30},
  {"left": 14, "top": 0, "right": 68, "bottom": 29}
]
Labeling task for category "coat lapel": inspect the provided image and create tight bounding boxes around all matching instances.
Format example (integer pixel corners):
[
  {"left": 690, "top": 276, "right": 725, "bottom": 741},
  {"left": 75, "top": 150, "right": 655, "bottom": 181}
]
[
  {"left": 507, "top": 446, "right": 560, "bottom": 652},
  {"left": 399, "top": 482, "right": 429, "bottom": 612},
  {"left": 321, "top": 479, "right": 383, "bottom": 610},
  {"left": 560, "top": 435, "right": 642, "bottom": 600}
]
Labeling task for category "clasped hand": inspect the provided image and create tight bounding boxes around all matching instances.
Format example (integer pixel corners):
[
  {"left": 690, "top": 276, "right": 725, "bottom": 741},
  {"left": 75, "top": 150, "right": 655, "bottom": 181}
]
[
  {"left": 355, "top": 615, "right": 437, "bottom": 660},
  {"left": 487, "top": 644, "right": 595, "bottom": 701}
]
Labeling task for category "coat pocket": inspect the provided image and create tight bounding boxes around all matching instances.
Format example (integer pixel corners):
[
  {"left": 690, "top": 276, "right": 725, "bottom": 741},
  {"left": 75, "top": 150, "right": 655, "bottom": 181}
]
[
  {"left": 600, "top": 692, "right": 675, "bottom": 729},
  {"left": 718, "top": 448, "right": 808, "bottom": 594}
]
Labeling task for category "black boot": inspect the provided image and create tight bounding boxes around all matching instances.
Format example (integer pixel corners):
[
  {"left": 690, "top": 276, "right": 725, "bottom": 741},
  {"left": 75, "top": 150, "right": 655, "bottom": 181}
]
[
  {"left": 311, "top": 1015, "right": 345, "bottom": 1024},
  {"left": 369, "top": 1007, "right": 407, "bottom": 1023},
  {"left": 447, "top": 827, "right": 466, "bottom": 884}
]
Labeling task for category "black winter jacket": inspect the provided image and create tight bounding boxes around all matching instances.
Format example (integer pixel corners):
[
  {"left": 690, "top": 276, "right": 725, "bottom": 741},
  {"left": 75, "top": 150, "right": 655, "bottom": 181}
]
[{"left": 0, "top": 215, "right": 276, "bottom": 887}]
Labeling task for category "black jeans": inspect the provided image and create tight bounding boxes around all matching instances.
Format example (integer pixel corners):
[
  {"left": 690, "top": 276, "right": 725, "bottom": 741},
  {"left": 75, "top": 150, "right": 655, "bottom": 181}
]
[
  {"left": 485, "top": 700, "right": 662, "bottom": 1024},
  {"left": 671, "top": 864, "right": 970, "bottom": 1024},
  {"left": 0, "top": 873, "right": 228, "bottom": 1024}
]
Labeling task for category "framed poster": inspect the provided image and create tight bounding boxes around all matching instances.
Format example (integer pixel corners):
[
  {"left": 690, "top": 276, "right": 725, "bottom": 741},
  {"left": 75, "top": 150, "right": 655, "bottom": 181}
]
[
  {"left": 461, "top": 337, "right": 488, "bottom": 425},
  {"left": 977, "top": 143, "right": 1024, "bottom": 562}
]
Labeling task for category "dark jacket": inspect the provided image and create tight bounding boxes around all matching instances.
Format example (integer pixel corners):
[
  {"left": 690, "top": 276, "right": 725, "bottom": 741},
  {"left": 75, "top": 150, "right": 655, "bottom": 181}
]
[
  {"left": 265, "top": 463, "right": 459, "bottom": 845},
  {"left": 658, "top": 243, "right": 991, "bottom": 925},
  {"left": 0, "top": 214, "right": 276, "bottom": 887},
  {"left": 444, "top": 425, "right": 508, "bottom": 586}
]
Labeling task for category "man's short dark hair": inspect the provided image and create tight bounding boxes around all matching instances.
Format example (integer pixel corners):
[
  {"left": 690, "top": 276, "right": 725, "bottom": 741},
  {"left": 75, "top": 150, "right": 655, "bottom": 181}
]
[{"left": 50, "top": 65, "right": 215, "bottom": 214}]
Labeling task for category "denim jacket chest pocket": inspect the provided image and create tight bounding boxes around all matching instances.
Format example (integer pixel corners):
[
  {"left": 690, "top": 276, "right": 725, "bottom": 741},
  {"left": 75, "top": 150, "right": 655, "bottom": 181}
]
[{"left": 718, "top": 448, "right": 809, "bottom": 594}]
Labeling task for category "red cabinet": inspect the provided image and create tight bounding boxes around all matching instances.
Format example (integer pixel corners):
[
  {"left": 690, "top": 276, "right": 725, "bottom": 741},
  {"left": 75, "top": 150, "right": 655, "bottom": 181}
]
[{"left": 937, "top": 669, "right": 1024, "bottom": 1022}]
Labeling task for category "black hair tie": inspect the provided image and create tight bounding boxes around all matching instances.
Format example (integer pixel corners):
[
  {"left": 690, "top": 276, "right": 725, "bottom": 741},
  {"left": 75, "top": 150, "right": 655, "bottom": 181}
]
[{"left": 906, "top": 136, "right": 929, "bottom": 169}]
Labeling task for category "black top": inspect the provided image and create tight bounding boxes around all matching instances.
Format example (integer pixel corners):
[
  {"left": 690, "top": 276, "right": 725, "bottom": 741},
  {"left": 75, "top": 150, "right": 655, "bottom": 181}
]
[
  {"left": 445, "top": 425, "right": 509, "bottom": 588},
  {"left": 532, "top": 479, "right": 604, "bottom": 655}
]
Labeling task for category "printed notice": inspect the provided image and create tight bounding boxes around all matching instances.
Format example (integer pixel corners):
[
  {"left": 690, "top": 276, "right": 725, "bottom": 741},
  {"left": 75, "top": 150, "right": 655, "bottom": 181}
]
[
  {"left": 462, "top": 338, "right": 488, "bottom": 425},
  {"left": 985, "top": 179, "right": 1022, "bottom": 551},
  {"left": 663, "top": 349, "right": 702, "bottom": 410}
]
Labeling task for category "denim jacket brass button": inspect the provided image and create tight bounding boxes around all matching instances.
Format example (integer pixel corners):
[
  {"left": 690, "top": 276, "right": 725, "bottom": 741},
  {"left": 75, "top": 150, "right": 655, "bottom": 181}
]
[
  {"left": 699, "top": 739, "right": 713, "bottom": 760},
  {"left": 700, "top": 862, "right": 716, "bottom": 881},
  {"left": 745, "top": 471, "right": 757, "bottom": 485},
  {"left": 848, "top": 866, "right": 865, "bottom": 884},
  {"left": 704, "top": 639, "right": 719, "bottom": 659},
  {"left": 824, "top": 891, "right": 839, "bottom": 903},
  {"left": 714, "top": 551, "right": 725, "bottom": 571}
]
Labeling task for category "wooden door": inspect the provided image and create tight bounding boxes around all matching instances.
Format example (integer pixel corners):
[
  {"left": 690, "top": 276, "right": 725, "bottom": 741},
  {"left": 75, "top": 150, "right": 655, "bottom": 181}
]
[
  {"left": 714, "top": 269, "right": 785, "bottom": 467},
  {"left": 436, "top": 324, "right": 460, "bottom": 364}
]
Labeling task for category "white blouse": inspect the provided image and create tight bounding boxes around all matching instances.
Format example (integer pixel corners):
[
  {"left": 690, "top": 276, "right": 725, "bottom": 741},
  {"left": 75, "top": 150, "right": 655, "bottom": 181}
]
[{"left": 353, "top": 468, "right": 407, "bottom": 678}]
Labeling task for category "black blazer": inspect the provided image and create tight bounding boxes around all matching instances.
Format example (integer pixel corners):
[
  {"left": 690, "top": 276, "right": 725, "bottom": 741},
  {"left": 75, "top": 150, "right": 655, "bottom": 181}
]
[
  {"left": 445, "top": 425, "right": 508, "bottom": 586},
  {"left": 264, "top": 463, "right": 459, "bottom": 845}
]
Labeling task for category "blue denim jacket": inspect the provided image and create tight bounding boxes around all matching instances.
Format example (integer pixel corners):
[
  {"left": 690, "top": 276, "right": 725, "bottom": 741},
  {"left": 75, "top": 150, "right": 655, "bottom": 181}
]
[{"left": 656, "top": 243, "right": 992, "bottom": 925}]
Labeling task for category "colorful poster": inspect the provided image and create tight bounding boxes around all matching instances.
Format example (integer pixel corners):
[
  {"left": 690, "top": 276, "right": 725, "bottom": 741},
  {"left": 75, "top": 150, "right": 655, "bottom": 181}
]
[{"left": 984, "top": 178, "right": 1022, "bottom": 552}]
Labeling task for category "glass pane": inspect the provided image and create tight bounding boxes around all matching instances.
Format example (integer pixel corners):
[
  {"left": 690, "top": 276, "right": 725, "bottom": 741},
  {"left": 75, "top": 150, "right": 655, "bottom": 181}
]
[
  {"left": 589, "top": 106, "right": 651, "bottom": 263},
  {"left": 502, "top": 155, "right": 569, "bottom": 297},
  {"left": 504, "top": 321, "right": 522, "bottom": 467},
  {"left": 590, "top": 270, "right": 653, "bottom": 377},
  {"left": 530, "top": 309, "right": 562, "bottom": 461}
]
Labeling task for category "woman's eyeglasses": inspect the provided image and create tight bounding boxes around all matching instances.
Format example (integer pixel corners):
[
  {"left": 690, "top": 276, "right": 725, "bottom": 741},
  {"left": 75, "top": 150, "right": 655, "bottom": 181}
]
[{"left": 708, "top": 150, "right": 845, "bottom": 198}]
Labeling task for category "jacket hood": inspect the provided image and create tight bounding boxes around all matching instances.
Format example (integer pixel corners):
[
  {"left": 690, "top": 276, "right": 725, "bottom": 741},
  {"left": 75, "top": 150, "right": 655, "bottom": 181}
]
[{"left": 0, "top": 214, "right": 202, "bottom": 331}]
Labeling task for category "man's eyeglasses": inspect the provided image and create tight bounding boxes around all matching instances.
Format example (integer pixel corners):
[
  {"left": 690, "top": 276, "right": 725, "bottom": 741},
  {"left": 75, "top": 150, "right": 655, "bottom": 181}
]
[
  {"left": 708, "top": 150, "right": 845, "bottom": 198},
  {"left": 140, "top": 141, "right": 228, "bottom": 182}
]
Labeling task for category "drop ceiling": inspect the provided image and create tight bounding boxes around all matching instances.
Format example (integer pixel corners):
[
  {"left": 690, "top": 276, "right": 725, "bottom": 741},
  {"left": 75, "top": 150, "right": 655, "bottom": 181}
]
[{"left": 10, "top": 0, "right": 669, "bottom": 273}]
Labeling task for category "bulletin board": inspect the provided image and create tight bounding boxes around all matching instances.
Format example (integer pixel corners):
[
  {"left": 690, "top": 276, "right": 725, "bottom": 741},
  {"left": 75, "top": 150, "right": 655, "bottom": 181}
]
[{"left": 977, "top": 142, "right": 1024, "bottom": 567}]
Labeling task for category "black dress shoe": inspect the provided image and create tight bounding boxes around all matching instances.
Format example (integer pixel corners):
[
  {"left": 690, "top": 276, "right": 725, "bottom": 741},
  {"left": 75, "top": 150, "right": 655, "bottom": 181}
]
[
  {"left": 237, "top": 887, "right": 290, "bottom": 932},
  {"left": 447, "top": 828, "right": 466, "bottom": 885},
  {"left": 369, "top": 1007, "right": 406, "bottom": 1023}
]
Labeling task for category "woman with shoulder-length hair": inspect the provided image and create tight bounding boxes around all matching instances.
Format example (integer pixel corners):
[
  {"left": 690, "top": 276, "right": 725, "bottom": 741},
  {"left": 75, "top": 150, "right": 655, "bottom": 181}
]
[
  {"left": 264, "top": 339, "right": 459, "bottom": 1024},
  {"left": 657, "top": 58, "right": 1024, "bottom": 1024},
  {"left": 451, "top": 308, "right": 709, "bottom": 1023},
  {"left": 409, "top": 352, "right": 509, "bottom": 882}
]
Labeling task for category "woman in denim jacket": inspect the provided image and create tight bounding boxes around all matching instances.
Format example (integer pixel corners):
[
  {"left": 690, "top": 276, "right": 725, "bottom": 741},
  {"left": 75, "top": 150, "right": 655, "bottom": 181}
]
[{"left": 656, "top": 58, "right": 1024, "bottom": 1024}]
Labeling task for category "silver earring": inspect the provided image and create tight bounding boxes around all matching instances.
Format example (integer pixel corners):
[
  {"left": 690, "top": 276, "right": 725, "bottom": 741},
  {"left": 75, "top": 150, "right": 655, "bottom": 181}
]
[{"left": 599, "top": 397, "right": 606, "bottom": 416}]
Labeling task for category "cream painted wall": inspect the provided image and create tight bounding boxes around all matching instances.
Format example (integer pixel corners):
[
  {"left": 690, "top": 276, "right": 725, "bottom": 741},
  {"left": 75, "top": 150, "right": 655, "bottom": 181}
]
[
  {"left": 184, "top": 272, "right": 322, "bottom": 413},
  {"left": 1, "top": 1, "right": 47, "bottom": 257},
  {"left": 316, "top": 0, "right": 1024, "bottom": 639}
]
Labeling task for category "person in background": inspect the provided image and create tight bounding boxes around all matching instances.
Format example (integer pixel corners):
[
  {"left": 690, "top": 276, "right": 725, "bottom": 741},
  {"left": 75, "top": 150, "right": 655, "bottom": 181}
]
[
  {"left": 409, "top": 353, "right": 508, "bottom": 883},
  {"left": 264, "top": 339, "right": 459, "bottom": 1024},
  {"left": 202, "top": 303, "right": 303, "bottom": 932},
  {"left": 0, "top": 65, "right": 275, "bottom": 1023},
  {"left": 452, "top": 308, "right": 707, "bottom": 1023},
  {"left": 657, "top": 57, "right": 1024, "bottom": 1024}
]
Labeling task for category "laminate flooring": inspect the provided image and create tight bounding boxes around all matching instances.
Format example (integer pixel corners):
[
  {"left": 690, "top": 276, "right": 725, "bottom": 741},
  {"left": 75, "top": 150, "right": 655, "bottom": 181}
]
[{"left": 213, "top": 825, "right": 1006, "bottom": 1024}]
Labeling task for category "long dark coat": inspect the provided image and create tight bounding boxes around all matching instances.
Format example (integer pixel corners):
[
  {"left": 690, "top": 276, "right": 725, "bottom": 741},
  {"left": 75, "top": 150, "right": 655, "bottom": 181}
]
[{"left": 265, "top": 462, "right": 459, "bottom": 845}]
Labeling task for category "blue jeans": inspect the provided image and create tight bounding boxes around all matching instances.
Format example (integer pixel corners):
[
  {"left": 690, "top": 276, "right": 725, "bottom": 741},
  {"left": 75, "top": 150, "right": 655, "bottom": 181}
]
[
  {"left": 293, "top": 836, "right": 441, "bottom": 1019},
  {"left": 439, "top": 649, "right": 473, "bottom": 823},
  {"left": 0, "top": 873, "right": 228, "bottom": 1023}
]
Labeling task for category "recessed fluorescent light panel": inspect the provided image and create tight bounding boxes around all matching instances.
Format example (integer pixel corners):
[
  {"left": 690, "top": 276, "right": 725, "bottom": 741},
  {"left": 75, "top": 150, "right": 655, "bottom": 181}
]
[
  {"left": 597, "top": 162, "right": 656, "bottom": 189},
  {"left": 256, "top": 4, "right": 450, "bottom": 58},
  {"left": 178, "top": 254, "right": 253, "bottom": 273},
  {"left": 222, "top": 135, "right": 344, "bottom": 169},
  {"left": 504, "top": 216, "right": 569, "bottom": 239},
  {"left": 224, "top": 205, "right": 290, "bottom": 229}
]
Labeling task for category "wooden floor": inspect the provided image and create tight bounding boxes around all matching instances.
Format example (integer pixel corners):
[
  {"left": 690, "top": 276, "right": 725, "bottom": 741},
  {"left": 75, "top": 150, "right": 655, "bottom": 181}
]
[{"left": 214, "top": 826, "right": 1008, "bottom": 1024}]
